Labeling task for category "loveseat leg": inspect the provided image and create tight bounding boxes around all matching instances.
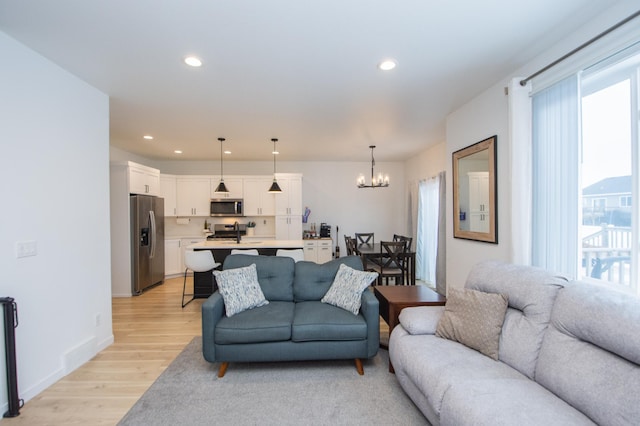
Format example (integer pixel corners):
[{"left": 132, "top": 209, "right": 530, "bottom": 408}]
[
  {"left": 218, "top": 362, "right": 229, "bottom": 378},
  {"left": 354, "top": 358, "right": 364, "bottom": 375}
]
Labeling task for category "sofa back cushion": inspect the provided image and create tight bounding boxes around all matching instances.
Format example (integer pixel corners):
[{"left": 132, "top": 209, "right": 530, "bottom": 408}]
[
  {"left": 535, "top": 281, "right": 640, "bottom": 425},
  {"left": 465, "top": 260, "right": 566, "bottom": 379},
  {"left": 293, "top": 255, "right": 363, "bottom": 301},
  {"left": 223, "top": 254, "right": 295, "bottom": 301}
]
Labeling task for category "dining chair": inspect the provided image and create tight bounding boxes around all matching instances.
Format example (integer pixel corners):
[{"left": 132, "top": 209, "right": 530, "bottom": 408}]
[
  {"left": 344, "top": 236, "right": 357, "bottom": 256},
  {"left": 369, "top": 241, "right": 407, "bottom": 286},
  {"left": 355, "top": 233, "right": 374, "bottom": 247},
  {"left": 182, "top": 250, "right": 221, "bottom": 308},
  {"left": 393, "top": 234, "right": 413, "bottom": 251}
]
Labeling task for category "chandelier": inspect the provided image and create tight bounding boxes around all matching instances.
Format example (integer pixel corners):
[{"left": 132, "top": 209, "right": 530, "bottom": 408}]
[{"left": 357, "top": 145, "right": 389, "bottom": 188}]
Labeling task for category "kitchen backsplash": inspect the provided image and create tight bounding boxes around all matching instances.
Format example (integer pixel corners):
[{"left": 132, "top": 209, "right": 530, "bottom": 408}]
[{"left": 165, "top": 216, "right": 276, "bottom": 238}]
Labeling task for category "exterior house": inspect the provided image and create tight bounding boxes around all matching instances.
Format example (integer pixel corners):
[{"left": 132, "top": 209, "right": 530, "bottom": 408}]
[{"left": 583, "top": 175, "right": 632, "bottom": 226}]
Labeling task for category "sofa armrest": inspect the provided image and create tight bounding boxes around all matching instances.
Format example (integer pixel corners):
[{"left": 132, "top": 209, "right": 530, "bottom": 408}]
[
  {"left": 398, "top": 305, "right": 445, "bottom": 335},
  {"left": 201, "top": 292, "right": 225, "bottom": 362},
  {"left": 360, "top": 290, "right": 380, "bottom": 357}
]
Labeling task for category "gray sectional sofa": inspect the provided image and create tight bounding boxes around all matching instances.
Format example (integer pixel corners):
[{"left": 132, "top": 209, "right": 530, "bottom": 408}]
[
  {"left": 202, "top": 254, "right": 379, "bottom": 377},
  {"left": 390, "top": 260, "right": 640, "bottom": 426}
]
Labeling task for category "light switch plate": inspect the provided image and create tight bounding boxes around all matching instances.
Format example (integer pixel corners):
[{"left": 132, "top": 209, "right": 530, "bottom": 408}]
[{"left": 16, "top": 240, "right": 37, "bottom": 258}]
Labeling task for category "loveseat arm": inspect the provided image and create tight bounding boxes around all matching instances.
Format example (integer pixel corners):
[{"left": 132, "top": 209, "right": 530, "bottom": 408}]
[
  {"left": 202, "top": 292, "right": 225, "bottom": 362},
  {"left": 398, "top": 305, "right": 445, "bottom": 335},
  {"left": 360, "top": 290, "right": 380, "bottom": 358}
]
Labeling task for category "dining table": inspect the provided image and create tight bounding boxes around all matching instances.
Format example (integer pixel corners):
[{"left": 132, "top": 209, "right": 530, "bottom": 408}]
[{"left": 355, "top": 243, "right": 416, "bottom": 285}]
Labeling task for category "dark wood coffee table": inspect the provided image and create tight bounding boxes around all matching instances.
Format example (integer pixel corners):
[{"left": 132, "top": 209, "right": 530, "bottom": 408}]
[{"left": 373, "top": 286, "right": 446, "bottom": 372}]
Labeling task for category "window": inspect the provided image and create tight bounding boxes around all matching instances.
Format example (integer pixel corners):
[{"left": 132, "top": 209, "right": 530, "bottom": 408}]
[{"left": 532, "top": 49, "right": 639, "bottom": 295}]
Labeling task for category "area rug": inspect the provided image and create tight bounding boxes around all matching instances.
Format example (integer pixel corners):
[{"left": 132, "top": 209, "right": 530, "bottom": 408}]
[{"left": 118, "top": 337, "right": 428, "bottom": 425}]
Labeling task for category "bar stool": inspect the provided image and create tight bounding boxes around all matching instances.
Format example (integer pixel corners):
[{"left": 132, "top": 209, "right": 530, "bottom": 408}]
[
  {"left": 276, "top": 248, "right": 305, "bottom": 262},
  {"left": 182, "top": 250, "right": 220, "bottom": 308}
]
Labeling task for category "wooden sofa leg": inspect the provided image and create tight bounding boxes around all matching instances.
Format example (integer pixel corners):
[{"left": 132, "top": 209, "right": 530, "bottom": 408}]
[
  {"left": 354, "top": 358, "right": 364, "bottom": 375},
  {"left": 218, "top": 362, "right": 229, "bottom": 378}
]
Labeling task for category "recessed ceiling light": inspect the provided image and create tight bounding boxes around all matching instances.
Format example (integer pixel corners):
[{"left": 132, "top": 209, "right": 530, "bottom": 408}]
[
  {"left": 378, "top": 59, "right": 397, "bottom": 71},
  {"left": 184, "top": 56, "right": 202, "bottom": 67},
  {"left": 174, "top": 150, "right": 183, "bottom": 154},
  {"left": 224, "top": 150, "right": 232, "bottom": 155},
  {"left": 143, "top": 135, "right": 153, "bottom": 140},
  {"left": 272, "top": 151, "right": 279, "bottom": 155}
]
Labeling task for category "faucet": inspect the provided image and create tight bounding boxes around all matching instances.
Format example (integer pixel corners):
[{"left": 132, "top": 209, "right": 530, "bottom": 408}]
[{"left": 234, "top": 221, "right": 241, "bottom": 243}]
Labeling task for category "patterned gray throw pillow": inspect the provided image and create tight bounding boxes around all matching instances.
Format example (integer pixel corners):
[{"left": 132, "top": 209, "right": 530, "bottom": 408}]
[
  {"left": 435, "top": 288, "right": 508, "bottom": 360},
  {"left": 321, "top": 264, "right": 378, "bottom": 315},
  {"left": 213, "top": 264, "right": 269, "bottom": 317}
]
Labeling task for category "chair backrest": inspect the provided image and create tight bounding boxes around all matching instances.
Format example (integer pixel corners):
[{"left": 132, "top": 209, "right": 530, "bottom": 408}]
[
  {"left": 276, "top": 248, "right": 305, "bottom": 262},
  {"left": 184, "top": 250, "right": 219, "bottom": 272},
  {"left": 379, "top": 241, "right": 406, "bottom": 270},
  {"left": 393, "top": 234, "right": 413, "bottom": 251},
  {"left": 344, "top": 236, "right": 357, "bottom": 255},
  {"left": 355, "top": 233, "right": 374, "bottom": 246},
  {"left": 231, "top": 248, "right": 259, "bottom": 255}
]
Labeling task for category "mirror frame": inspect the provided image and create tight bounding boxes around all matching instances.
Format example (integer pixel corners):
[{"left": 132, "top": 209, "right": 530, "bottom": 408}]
[{"left": 452, "top": 135, "right": 498, "bottom": 243}]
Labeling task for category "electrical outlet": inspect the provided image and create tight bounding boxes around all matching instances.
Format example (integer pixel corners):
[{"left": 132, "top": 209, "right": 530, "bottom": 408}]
[
  {"left": 15, "top": 240, "right": 37, "bottom": 258},
  {"left": 95, "top": 313, "right": 101, "bottom": 327}
]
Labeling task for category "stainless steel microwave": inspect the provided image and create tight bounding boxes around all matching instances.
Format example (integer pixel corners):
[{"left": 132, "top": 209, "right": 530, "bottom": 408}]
[{"left": 210, "top": 199, "right": 244, "bottom": 217}]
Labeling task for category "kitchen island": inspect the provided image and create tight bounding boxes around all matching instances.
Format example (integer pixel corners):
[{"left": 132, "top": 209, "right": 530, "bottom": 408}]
[{"left": 187, "top": 239, "right": 304, "bottom": 299}]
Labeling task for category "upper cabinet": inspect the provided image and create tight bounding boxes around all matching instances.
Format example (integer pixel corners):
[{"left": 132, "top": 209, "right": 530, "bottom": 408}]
[
  {"left": 211, "top": 177, "right": 243, "bottom": 199},
  {"left": 159, "top": 174, "right": 177, "bottom": 216},
  {"left": 127, "top": 162, "right": 160, "bottom": 195},
  {"left": 176, "top": 176, "right": 211, "bottom": 216},
  {"left": 243, "top": 177, "right": 276, "bottom": 216},
  {"left": 275, "top": 174, "right": 303, "bottom": 216}
]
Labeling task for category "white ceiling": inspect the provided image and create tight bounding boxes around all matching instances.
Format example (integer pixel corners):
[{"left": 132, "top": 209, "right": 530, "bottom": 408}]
[{"left": 0, "top": 0, "right": 621, "bottom": 162}]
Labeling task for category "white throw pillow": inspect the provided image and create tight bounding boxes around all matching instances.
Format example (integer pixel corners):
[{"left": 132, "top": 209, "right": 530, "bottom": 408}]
[
  {"left": 213, "top": 264, "right": 268, "bottom": 317},
  {"left": 321, "top": 264, "right": 378, "bottom": 315}
]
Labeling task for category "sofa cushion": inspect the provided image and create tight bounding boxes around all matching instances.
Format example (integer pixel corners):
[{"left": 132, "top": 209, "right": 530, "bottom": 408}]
[
  {"left": 214, "top": 301, "right": 294, "bottom": 344},
  {"left": 223, "top": 254, "right": 295, "bottom": 301},
  {"left": 292, "top": 301, "right": 367, "bottom": 342},
  {"left": 293, "top": 255, "right": 363, "bottom": 301},
  {"left": 321, "top": 264, "right": 378, "bottom": 314},
  {"left": 465, "top": 260, "right": 566, "bottom": 378},
  {"left": 436, "top": 288, "right": 508, "bottom": 360},
  {"left": 213, "top": 264, "right": 268, "bottom": 317},
  {"left": 440, "top": 378, "right": 595, "bottom": 426},
  {"left": 536, "top": 281, "right": 640, "bottom": 426},
  {"left": 389, "top": 331, "right": 530, "bottom": 420}
]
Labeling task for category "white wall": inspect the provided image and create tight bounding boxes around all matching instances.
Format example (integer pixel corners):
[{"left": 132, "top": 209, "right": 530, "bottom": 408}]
[
  {"left": 0, "top": 31, "right": 113, "bottom": 409},
  {"left": 445, "top": 85, "right": 510, "bottom": 289}
]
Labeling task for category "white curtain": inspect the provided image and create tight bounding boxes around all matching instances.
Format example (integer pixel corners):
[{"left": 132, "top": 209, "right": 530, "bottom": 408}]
[
  {"left": 509, "top": 77, "right": 533, "bottom": 265},
  {"left": 416, "top": 175, "right": 440, "bottom": 284},
  {"left": 531, "top": 74, "right": 580, "bottom": 277}
]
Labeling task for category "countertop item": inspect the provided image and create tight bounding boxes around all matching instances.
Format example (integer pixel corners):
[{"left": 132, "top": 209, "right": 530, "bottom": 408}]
[{"left": 188, "top": 240, "right": 304, "bottom": 250}]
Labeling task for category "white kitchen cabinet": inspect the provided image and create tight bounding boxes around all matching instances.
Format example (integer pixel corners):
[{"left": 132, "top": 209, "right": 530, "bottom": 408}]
[
  {"left": 303, "top": 239, "right": 333, "bottom": 263},
  {"left": 211, "top": 177, "right": 243, "bottom": 199},
  {"left": 128, "top": 162, "right": 160, "bottom": 195},
  {"left": 159, "top": 174, "right": 177, "bottom": 216},
  {"left": 468, "top": 172, "right": 490, "bottom": 233},
  {"left": 176, "top": 177, "right": 211, "bottom": 216},
  {"left": 275, "top": 174, "right": 303, "bottom": 216},
  {"left": 180, "top": 237, "right": 206, "bottom": 272},
  {"left": 276, "top": 215, "right": 302, "bottom": 240},
  {"left": 164, "top": 238, "right": 182, "bottom": 276},
  {"left": 243, "top": 177, "right": 275, "bottom": 216}
]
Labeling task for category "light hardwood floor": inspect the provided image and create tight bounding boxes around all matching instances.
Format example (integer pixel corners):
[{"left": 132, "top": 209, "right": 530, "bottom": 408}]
[{"left": 5, "top": 277, "right": 390, "bottom": 425}]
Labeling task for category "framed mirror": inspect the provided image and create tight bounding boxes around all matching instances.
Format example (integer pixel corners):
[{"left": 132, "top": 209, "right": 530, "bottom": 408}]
[{"left": 452, "top": 135, "right": 497, "bottom": 243}]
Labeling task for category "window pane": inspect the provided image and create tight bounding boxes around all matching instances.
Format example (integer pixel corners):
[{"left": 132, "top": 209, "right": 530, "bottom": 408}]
[{"left": 581, "top": 79, "right": 633, "bottom": 288}]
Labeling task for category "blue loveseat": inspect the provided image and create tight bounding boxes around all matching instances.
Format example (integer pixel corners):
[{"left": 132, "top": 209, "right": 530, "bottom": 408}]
[{"left": 201, "top": 254, "right": 379, "bottom": 377}]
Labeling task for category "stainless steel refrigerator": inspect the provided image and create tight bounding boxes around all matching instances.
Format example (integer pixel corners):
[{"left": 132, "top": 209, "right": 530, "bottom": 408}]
[{"left": 130, "top": 194, "right": 165, "bottom": 295}]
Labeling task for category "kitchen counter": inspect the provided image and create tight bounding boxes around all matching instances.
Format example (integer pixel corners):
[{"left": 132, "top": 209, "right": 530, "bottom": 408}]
[{"left": 188, "top": 239, "right": 304, "bottom": 250}]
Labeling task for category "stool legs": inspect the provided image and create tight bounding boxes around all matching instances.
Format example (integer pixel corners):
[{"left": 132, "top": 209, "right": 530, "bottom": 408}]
[{"left": 181, "top": 268, "right": 194, "bottom": 308}]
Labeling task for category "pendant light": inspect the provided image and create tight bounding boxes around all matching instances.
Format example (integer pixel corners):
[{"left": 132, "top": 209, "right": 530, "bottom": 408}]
[
  {"left": 357, "top": 145, "right": 389, "bottom": 188},
  {"left": 214, "top": 137, "right": 229, "bottom": 193},
  {"left": 268, "top": 138, "right": 282, "bottom": 193}
]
